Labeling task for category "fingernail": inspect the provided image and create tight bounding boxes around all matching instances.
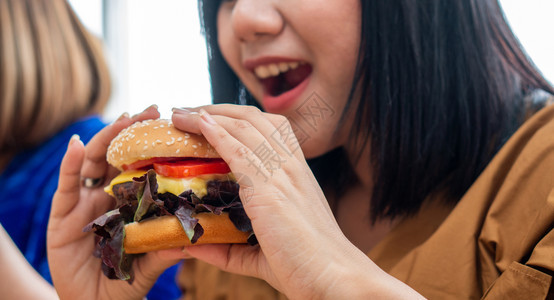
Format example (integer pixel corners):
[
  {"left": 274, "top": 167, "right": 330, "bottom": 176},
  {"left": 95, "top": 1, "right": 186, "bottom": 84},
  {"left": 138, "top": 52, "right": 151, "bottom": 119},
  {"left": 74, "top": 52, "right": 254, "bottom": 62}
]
[
  {"left": 172, "top": 107, "right": 192, "bottom": 114},
  {"left": 146, "top": 104, "right": 158, "bottom": 111},
  {"left": 199, "top": 109, "right": 217, "bottom": 125},
  {"left": 68, "top": 134, "right": 81, "bottom": 147},
  {"left": 132, "top": 104, "right": 159, "bottom": 119},
  {"left": 117, "top": 112, "right": 130, "bottom": 122}
]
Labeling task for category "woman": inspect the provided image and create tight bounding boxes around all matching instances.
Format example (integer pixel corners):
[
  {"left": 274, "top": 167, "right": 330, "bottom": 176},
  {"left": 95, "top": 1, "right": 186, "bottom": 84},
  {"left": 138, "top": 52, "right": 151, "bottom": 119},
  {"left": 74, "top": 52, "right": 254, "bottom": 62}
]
[
  {"left": 0, "top": 0, "right": 180, "bottom": 299},
  {"left": 48, "top": 0, "right": 554, "bottom": 299}
]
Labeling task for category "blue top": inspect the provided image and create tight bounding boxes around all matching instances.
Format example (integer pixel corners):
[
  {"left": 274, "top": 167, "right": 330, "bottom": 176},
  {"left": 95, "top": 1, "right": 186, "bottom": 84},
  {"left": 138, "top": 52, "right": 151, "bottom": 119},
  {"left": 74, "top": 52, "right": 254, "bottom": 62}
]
[{"left": 0, "top": 116, "right": 181, "bottom": 300}]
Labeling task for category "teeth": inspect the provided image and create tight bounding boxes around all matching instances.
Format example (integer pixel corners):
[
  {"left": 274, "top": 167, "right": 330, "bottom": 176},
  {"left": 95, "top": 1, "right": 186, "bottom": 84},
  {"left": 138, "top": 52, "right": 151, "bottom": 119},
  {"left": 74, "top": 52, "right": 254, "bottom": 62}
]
[
  {"left": 254, "top": 66, "right": 270, "bottom": 78},
  {"left": 254, "top": 62, "right": 303, "bottom": 79},
  {"left": 268, "top": 64, "right": 280, "bottom": 76},
  {"left": 278, "top": 62, "right": 289, "bottom": 72}
]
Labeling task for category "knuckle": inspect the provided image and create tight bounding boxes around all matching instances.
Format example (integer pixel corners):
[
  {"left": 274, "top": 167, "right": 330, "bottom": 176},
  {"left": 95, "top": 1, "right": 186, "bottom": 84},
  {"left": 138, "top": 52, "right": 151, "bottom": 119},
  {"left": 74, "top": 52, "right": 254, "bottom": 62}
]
[
  {"left": 233, "top": 145, "right": 250, "bottom": 160},
  {"left": 245, "top": 105, "right": 262, "bottom": 115},
  {"left": 214, "top": 128, "right": 228, "bottom": 142},
  {"left": 269, "top": 113, "right": 291, "bottom": 130},
  {"left": 279, "top": 118, "right": 292, "bottom": 132},
  {"left": 233, "top": 119, "right": 253, "bottom": 129},
  {"left": 274, "top": 114, "right": 289, "bottom": 125}
]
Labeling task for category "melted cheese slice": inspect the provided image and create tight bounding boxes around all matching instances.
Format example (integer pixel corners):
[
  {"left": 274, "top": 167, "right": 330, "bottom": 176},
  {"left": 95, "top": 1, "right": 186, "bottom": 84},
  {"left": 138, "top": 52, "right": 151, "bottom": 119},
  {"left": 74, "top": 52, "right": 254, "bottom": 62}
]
[{"left": 104, "top": 170, "right": 236, "bottom": 198}]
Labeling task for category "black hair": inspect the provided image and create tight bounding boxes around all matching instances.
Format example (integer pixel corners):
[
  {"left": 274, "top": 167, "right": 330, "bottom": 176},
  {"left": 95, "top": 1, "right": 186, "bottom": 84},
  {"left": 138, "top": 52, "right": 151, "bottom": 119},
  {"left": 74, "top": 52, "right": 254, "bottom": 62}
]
[{"left": 198, "top": 0, "right": 554, "bottom": 221}]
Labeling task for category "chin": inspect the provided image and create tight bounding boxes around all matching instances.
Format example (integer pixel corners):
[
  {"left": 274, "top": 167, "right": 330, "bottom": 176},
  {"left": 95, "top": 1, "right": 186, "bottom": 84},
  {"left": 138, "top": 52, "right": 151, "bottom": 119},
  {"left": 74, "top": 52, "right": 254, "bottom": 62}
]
[{"left": 300, "top": 139, "right": 337, "bottom": 160}]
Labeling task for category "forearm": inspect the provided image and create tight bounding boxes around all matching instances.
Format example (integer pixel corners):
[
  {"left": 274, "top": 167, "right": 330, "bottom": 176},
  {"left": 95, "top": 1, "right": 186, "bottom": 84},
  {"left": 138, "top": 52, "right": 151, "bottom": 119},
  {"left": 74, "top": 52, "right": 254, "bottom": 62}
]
[{"left": 0, "top": 224, "right": 58, "bottom": 300}]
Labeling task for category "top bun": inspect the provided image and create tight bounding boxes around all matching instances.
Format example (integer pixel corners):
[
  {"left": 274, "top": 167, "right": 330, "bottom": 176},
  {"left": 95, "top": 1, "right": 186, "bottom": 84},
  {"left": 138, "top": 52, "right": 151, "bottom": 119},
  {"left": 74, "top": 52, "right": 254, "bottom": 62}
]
[{"left": 107, "top": 119, "right": 220, "bottom": 169}]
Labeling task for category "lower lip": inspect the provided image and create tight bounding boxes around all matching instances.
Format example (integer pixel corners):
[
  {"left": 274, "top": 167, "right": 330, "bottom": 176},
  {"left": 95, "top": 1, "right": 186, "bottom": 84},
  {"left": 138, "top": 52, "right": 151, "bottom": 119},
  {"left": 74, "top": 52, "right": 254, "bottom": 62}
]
[{"left": 261, "top": 77, "right": 311, "bottom": 113}]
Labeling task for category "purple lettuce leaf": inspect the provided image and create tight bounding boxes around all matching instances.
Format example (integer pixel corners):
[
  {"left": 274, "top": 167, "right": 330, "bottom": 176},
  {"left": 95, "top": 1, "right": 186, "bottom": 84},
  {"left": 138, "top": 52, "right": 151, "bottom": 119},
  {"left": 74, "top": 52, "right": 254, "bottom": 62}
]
[
  {"left": 228, "top": 205, "right": 253, "bottom": 232},
  {"left": 174, "top": 205, "right": 203, "bottom": 244},
  {"left": 133, "top": 170, "right": 159, "bottom": 222},
  {"left": 98, "top": 221, "right": 135, "bottom": 282},
  {"left": 84, "top": 207, "right": 137, "bottom": 282}
]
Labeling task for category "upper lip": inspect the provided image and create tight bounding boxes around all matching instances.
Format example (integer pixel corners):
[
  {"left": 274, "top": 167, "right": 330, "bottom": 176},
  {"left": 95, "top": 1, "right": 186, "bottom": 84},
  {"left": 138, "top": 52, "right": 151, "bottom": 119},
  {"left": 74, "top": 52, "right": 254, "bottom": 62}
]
[{"left": 243, "top": 56, "right": 308, "bottom": 79}]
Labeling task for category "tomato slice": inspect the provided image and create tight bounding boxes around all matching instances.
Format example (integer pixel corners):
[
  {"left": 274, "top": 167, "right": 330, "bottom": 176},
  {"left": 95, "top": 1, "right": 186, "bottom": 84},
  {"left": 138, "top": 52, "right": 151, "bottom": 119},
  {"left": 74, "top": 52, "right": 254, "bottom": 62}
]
[
  {"left": 153, "top": 159, "right": 231, "bottom": 178},
  {"left": 122, "top": 157, "right": 178, "bottom": 171}
]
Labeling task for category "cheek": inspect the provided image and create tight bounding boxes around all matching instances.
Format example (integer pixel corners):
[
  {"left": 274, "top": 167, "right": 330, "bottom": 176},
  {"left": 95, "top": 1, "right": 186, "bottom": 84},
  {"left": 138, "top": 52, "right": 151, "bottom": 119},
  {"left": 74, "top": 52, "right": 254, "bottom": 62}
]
[
  {"left": 217, "top": 10, "right": 240, "bottom": 74},
  {"left": 217, "top": 9, "right": 263, "bottom": 101}
]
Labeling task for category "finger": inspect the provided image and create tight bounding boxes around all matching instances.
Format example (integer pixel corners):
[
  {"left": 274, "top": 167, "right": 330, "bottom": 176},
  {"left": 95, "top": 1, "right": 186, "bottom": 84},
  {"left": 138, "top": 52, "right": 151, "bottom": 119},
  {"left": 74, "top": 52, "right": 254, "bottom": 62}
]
[
  {"left": 51, "top": 135, "right": 85, "bottom": 219},
  {"left": 131, "top": 104, "right": 160, "bottom": 121},
  {"left": 188, "top": 110, "right": 272, "bottom": 185},
  {"left": 184, "top": 244, "right": 262, "bottom": 279},
  {"left": 173, "top": 112, "right": 291, "bottom": 163},
  {"left": 196, "top": 110, "right": 336, "bottom": 222},
  {"left": 132, "top": 249, "right": 187, "bottom": 290},
  {"left": 174, "top": 105, "right": 305, "bottom": 162},
  {"left": 81, "top": 113, "right": 132, "bottom": 181},
  {"left": 192, "top": 104, "right": 303, "bottom": 160}
]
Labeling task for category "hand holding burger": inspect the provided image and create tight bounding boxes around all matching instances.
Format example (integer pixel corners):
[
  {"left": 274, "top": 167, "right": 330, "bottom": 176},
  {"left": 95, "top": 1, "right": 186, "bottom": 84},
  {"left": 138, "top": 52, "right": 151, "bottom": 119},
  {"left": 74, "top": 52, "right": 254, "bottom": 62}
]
[{"left": 48, "top": 107, "right": 193, "bottom": 300}]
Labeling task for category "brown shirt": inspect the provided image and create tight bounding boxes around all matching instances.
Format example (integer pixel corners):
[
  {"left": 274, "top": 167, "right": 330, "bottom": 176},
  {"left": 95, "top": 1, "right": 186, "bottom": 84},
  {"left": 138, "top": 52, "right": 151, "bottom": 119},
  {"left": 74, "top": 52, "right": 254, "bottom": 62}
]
[{"left": 178, "top": 104, "right": 554, "bottom": 299}]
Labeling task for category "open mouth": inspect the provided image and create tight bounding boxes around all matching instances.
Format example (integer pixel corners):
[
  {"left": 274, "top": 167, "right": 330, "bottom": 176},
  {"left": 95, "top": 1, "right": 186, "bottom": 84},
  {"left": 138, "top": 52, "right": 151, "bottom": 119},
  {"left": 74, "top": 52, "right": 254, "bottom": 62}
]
[{"left": 254, "top": 62, "right": 313, "bottom": 97}]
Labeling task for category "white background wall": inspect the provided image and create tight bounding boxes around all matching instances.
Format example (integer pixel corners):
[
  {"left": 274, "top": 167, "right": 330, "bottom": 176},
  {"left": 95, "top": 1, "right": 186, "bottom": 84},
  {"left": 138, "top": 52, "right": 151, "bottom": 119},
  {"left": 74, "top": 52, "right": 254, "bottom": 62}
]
[
  {"left": 68, "top": 0, "right": 554, "bottom": 121},
  {"left": 69, "top": 0, "right": 212, "bottom": 120},
  {"left": 500, "top": 0, "right": 554, "bottom": 87}
]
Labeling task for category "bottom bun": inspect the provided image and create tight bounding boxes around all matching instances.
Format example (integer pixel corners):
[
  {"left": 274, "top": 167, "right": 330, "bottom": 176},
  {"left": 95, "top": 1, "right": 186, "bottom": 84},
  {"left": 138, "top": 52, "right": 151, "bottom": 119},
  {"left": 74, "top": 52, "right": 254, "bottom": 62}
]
[{"left": 124, "top": 212, "right": 250, "bottom": 254}]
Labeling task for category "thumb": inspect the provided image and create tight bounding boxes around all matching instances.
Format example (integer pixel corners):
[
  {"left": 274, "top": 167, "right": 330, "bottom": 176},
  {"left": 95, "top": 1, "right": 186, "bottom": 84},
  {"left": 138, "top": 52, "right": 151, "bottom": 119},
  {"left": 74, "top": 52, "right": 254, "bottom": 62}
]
[
  {"left": 184, "top": 244, "right": 263, "bottom": 278},
  {"left": 51, "top": 134, "right": 85, "bottom": 219},
  {"left": 132, "top": 248, "right": 187, "bottom": 288}
]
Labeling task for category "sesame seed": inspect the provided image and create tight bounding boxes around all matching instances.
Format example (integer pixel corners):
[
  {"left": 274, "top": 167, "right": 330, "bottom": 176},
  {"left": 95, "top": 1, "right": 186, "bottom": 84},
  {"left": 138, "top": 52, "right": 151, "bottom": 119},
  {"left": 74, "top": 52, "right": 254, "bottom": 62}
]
[
  {"left": 177, "top": 137, "right": 183, "bottom": 142},
  {"left": 143, "top": 146, "right": 148, "bottom": 150},
  {"left": 136, "top": 140, "right": 141, "bottom": 145},
  {"left": 184, "top": 140, "right": 188, "bottom": 146},
  {"left": 192, "top": 145, "right": 198, "bottom": 149},
  {"left": 168, "top": 131, "right": 172, "bottom": 135},
  {"left": 176, "top": 149, "right": 181, "bottom": 154}
]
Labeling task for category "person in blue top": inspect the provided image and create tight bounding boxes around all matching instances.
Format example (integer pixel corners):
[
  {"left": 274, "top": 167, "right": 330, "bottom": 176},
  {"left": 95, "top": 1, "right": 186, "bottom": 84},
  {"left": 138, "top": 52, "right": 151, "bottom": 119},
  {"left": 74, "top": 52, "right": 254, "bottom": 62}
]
[{"left": 0, "top": 0, "right": 180, "bottom": 299}]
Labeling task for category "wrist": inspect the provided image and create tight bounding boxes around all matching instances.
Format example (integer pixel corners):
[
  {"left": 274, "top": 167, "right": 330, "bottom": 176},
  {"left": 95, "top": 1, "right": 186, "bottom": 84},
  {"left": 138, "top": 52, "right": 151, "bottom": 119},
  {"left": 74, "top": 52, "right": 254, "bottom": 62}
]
[{"left": 312, "top": 246, "right": 424, "bottom": 299}]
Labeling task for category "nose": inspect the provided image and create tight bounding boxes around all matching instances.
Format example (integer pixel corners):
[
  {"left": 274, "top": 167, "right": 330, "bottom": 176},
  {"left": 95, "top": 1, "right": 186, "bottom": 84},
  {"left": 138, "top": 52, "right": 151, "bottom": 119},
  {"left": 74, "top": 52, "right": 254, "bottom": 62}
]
[{"left": 230, "top": 0, "right": 283, "bottom": 42}]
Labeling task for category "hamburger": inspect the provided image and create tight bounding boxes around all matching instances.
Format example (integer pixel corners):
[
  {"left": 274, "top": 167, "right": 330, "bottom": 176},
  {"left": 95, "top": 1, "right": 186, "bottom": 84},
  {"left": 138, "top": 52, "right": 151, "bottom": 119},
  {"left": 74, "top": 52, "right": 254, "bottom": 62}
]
[{"left": 84, "top": 119, "right": 255, "bottom": 282}]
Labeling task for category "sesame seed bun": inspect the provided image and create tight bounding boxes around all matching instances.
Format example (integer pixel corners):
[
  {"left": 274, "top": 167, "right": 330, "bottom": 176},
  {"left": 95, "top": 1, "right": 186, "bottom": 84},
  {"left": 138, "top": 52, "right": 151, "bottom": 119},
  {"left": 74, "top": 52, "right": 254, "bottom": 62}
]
[{"left": 107, "top": 119, "right": 220, "bottom": 170}]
